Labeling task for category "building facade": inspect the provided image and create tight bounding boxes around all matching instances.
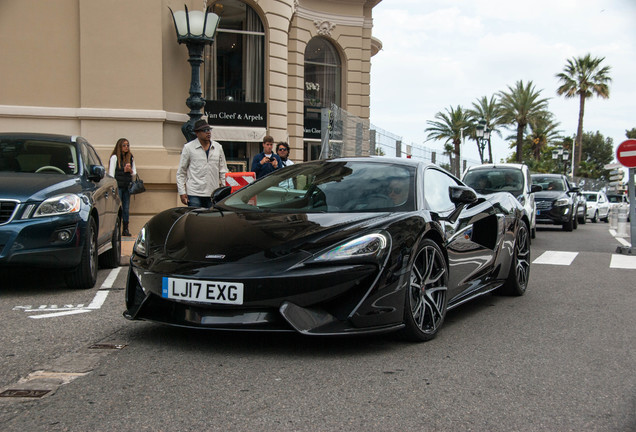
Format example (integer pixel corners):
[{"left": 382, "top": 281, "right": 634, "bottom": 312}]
[{"left": 0, "top": 0, "right": 383, "bottom": 233}]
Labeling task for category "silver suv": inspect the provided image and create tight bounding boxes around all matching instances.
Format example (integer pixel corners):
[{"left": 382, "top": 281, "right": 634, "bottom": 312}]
[{"left": 462, "top": 163, "right": 540, "bottom": 238}]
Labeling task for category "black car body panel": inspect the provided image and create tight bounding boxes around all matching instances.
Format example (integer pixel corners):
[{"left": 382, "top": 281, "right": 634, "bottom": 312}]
[
  {"left": 125, "top": 157, "right": 529, "bottom": 338},
  {"left": 0, "top": 133, "right": 121, "bottom": 287}
]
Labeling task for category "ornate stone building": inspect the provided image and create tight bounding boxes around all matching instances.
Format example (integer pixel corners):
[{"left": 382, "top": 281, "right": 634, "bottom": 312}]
[{"left": 0, "top": 0, "right": 383, "bottom": 233}]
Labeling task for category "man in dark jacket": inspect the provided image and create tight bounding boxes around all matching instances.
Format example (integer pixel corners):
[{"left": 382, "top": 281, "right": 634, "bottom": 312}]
[{"left": 251, "top": 135, "right": 281, "bottom": 179}]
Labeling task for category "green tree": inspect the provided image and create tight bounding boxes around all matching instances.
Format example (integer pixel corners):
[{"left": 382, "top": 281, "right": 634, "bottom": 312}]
[
  {"left": 467, "top": 95, "right": 503, "bottom": 164},
  {"left": 625, "top": 128, "right": 636, "bottom": 139},
  {"left": 556, "top": 53, "right": 612, "bottom": 175},
  {"left": 425, "top": 105, "right": 470, "bottom": 176},
  {"left": 578, "top": 131, "right": 614, "bottom": 179},
  {"left": 498, "top": 80, "right": 550, "bottom": 163}
]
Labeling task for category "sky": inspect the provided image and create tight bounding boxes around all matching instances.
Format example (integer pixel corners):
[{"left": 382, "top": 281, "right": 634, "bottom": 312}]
[{"left": 369, "top": 0, "right": 636, "bottom": 167}]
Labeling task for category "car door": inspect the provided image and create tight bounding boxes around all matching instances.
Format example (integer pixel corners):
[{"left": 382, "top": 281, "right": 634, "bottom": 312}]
[
  {"left": 598, "top": 192, "right": 610, "bottom": 219},
  {"left": 81, "top": 142, "right": 117, "bottom": 245},
  {"left": 422, "top": 167, "right": 498, "bottom": 301}
]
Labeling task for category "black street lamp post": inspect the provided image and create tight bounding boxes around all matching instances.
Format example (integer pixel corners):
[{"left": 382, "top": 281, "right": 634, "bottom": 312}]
[
  {"left": 475, "top": 119, "right": 491, "bottom": 164},
  {"left": 552, "top": 146, "right": 570, "bottom": 175},
  {"left": 169, "top": 5, "right": 220, "bottom": 141}
]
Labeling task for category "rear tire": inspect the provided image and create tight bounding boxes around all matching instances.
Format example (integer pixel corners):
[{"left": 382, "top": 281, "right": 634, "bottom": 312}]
[
  {"left": 496, "top": 221, "right": 530, "bottom": 296},
  {"left": 400, "top": 239, "right": 448, "bottom": 342},
  {"left": 591, "top": 211, "right": 598, "bottom": 223},
  {"left": 65, "top": 218, "right": 98, "bottom": 289}
]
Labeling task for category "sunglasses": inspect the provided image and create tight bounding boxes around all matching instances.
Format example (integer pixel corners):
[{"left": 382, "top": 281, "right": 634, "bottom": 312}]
[{"left": 277, "top": 148, "right": 289, "bottom": 152}]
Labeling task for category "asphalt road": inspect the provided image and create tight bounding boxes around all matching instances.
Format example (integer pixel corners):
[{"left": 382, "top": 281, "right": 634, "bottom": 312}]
[{"left": 1, "top": 222, "right": 634, "bottom": 431}]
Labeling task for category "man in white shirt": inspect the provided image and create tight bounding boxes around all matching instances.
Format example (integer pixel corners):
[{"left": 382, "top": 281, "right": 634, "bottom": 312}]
[{"left": 176, "top": 119, "right": 228, "bottom": 208}]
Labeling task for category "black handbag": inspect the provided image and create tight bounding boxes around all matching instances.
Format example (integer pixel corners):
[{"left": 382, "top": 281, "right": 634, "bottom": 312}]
[{"left": 129, "top": 174, "right": 146, "bottom": 195}]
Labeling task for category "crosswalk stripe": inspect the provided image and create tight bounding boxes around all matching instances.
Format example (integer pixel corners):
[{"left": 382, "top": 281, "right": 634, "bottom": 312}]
[
  {"left": 610, "top": 254, "right": 636, "bottom": 269},
  {"left": 533, "top": 251, "right": 579, "bottom": 265}
]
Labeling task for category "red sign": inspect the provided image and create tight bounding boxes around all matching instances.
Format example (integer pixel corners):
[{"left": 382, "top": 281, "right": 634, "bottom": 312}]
[{"left": 616, "top": 139, "right": 636, "bottom": 168}]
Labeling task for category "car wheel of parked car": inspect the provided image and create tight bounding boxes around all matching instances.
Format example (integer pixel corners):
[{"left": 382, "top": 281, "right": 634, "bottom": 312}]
[
  {"left": 496, "top": 221, "right": 530, "bottom": 296},
  {"left": 591, "top": 211, "right": 598, "bottom": 223},
  {"left": 65, "top": 218, "right": 98, "bottom": 289},
  {"left": 573, "top": 212, "right": 578, "bottom": 229},
  {"left": 401, "top": 239, "right": 448, "bottom": 342},
  {"left": 99, "top": 216, "right": 121, "bottom": 269},
  {"left": 579, "top": 213, "right": 586, "bottom": 224},
  {"left": 531, "top": 226, "right": 536, "bottom": 239},
  {"left": 563, "top": 214, "right": 574, "bottom": 231}
]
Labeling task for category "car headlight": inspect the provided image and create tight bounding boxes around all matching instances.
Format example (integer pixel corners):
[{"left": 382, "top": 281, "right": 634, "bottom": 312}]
[
  {"left": 33, "top": 194, "right": 82, "bottom": 217},
  {"left": 133, "top": 226, "right": 147, "bottom": 257},
  {"left": 311, "top": 233, "right": 389, "bottom": 263},
  {"left": 555, "top": 198, "right": 569, "bottom": 207}
]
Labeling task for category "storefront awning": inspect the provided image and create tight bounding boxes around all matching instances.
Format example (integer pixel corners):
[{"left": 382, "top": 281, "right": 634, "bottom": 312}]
[{"left": 211, "top": 126, "right": 267, "bottom": 142}]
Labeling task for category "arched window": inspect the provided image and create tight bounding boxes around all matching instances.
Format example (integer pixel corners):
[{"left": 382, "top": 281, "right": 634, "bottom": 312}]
[
  {"left": 304, "top": 37, "right": 341, "bottom": 108},
  {"left": 204, "top": 0, "right": 264, "bottom": 102}
]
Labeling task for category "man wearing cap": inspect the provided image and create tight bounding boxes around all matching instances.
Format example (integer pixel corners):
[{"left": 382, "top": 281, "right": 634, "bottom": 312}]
[{"left": 176, "top": 119, "right": 228, "bottom": 208}]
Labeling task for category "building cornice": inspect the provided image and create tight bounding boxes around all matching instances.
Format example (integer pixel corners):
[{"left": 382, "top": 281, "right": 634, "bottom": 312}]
[{"left": 0, "top": 105, "right": 189, "bottom": 123}]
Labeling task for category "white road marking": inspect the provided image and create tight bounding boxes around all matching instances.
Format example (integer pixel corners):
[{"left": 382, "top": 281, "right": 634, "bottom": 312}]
[
  {"left": 533, "top": 250, "right": 579, "bottom": 265},
  {"left": 29, "top": 309, "right": 92, "bottom": 319},
  {"left": 610, "top": 254, "right": 636, "bottom": 269},
  {"left": 615, "top": 236, "right": 631, "bottom": 247},
  {"left": 20, "top": 267, "right": 122, "bottom": 319}
]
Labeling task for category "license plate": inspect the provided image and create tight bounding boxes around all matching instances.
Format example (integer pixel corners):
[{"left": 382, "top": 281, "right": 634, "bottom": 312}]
[{"left": 162, "top": 277, "right": 244, "bottom": 305}]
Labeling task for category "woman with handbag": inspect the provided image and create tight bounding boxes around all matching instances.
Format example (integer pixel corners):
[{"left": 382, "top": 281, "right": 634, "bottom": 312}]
[{"left": 108, "top": 138, "right": 137, "bottom": 236}]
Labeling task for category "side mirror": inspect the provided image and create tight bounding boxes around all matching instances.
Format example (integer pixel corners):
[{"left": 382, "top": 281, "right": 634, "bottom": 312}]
[
  {"left": 531, "top": 184, "right": 542, "bottom": 193},
  {"left": 212, "top": 185, "right": 232, "bottom": 203},
  {"left": 569, "top": 186, "right": 580, "bottom": 193},
  {"left": 449, "top": 185, "right": 478, "bottom": 205},
  {"left": 88, "top": 165, "right": 105, "bottom": 182}
]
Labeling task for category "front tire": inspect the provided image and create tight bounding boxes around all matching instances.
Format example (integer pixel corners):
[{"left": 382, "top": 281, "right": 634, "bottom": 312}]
[
  {"left": 400, "top": 239, "right": 448, "bottom": 342},
  {"left": 591, "top": 211, "right": 598, "bottom": 223},
  {"left": 65, "top": 218, "right": 98, "bottom": 289},
  {"left": 496, "top": 221, "right": 530, "bottom": 296},
  {"left": 99, "top": 217, "right": 121, "bottom": 268}
]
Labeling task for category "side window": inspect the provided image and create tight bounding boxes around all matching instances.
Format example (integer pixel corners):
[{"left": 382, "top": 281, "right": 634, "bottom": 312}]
[
  {"left": 423, "top": 168, "right": 459, "bottom": 212},
  {"left": 86, "top": 145, "right": 102, "bottom": 166}
]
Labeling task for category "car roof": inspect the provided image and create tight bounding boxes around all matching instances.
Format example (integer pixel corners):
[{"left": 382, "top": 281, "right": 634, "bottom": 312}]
[
  {"left": 467, "top": 163, "right": 526, "bottom": 170},
  {"left": 0, "top": 132, "right": 81, "bottom": 144}
]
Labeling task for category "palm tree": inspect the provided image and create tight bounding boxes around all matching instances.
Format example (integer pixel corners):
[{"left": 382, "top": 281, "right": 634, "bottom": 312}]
[
  {"left": 527, "top": 112, "right": 562, "bottom": 160},
  {"left": 424, "top": 105, "right": 470, "bottom": 176},
  {"left": 467, "top": 95, "right": 503, "bottom": 163},
  {"left": 498, "top": 80, "right": 550, "bottom": 163},
  {"left": 556, "top": 54, "right": 612, "bottom": 176}
]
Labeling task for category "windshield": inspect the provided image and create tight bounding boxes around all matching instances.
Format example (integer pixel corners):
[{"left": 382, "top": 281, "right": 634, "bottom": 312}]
[
  {"left": 532, "top": 176, "right": 565, "bottom": 192},
  {"left": 584, "top": 193, "right": 597, "bottom": 202},
  {"left": 464, "top": 168, "right": 524, "bottom": 196},
  {"left": 0, "top": 139, "right": 78, "bottom": 174},
  {"left": 222, "top": 161, "right": 416, "bottom": 213},
  {"left": 607, "top": 194, "right": 627, "bottom": 203}
]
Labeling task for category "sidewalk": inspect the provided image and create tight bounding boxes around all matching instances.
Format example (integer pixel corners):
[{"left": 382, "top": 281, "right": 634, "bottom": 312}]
[{"left": 120, "top": 234, "right": 137, "bottom": 266}]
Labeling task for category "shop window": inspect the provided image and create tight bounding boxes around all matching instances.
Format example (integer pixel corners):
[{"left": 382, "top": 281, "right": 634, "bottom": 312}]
[
  {"left": 304, "top": 37, "right": 341, "bottom": 108},
  {"left": 204, "top": 0, "right": 264, "bottom": 102}
]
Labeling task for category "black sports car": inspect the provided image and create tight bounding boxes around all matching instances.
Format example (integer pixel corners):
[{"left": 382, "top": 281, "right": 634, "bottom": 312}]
[
  {"left": 125, "top": 157, "right": 531, "bottom": 341},
  {"left": 0, "top": 133, "right": 122, "bottom": 289}
]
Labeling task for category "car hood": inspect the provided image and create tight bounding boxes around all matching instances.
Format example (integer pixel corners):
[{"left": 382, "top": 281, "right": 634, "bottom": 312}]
[
  {"left": 0, "top": 172, "right": 81, "bottom": 201},
  {"left": 534, "top": 190, "right": 568, "bottom": 200},
  {"left": 161, "top": 208, "right": 400, "bottom": 264}
]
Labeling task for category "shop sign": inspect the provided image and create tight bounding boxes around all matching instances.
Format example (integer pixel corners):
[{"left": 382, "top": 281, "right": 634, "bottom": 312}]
[{"left": 205, "top": 101, "right": 267, "bottom": 127}]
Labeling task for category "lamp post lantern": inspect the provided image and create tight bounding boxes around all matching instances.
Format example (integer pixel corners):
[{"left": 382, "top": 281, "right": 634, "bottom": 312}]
[
  {"left": 552, "top": 146, "right": 570, "bottom": 175},
  {"left": 475, "top": 119, "right": 490, "bottom": 164},
  {"left": 169, "top": 5, "right": 220, "bottom": 141}
]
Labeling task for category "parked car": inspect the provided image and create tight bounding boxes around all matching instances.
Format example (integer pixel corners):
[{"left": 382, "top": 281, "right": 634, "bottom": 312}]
[
  {"left": 462, "top": 163, "right": 541, "bottom": 239},
  {"left": 575, "top": 192, "right": 587, "bottom": 225},
  {"left": 0, "top": 133, "right": 122, "bottom": 289},
  {"left": 531, "top": 173, "right": 580, "bottom": 231},
  {"left": 125, "top": 157, "right": 531, "bottom": 342},
  {"left": 583, "top": 190, "right": 610, "bottom": 223},
  {"left": 606, "top": 193, "right": 630, "bottom": 221}
]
